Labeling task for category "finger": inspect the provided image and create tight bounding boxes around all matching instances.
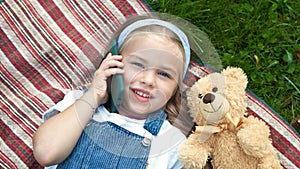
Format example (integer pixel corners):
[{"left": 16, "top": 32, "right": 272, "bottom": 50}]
[
  {"left": 106, "top": 60, "right": 124, "bottom": 69},
  {"left": 103, "top": 67, "right": 124, "bottom": 77},
  {"left": 95, "top": 61, "right": 124, "bottom": 76},
  {"left": 94, "top": 67, "right": 124, "bottom": 81},
  {"left": 105, "top": 53, "right": 123, "bottom": 61},
  {"left": 99, "top": 55, "right": 123, "bottom": 70}
]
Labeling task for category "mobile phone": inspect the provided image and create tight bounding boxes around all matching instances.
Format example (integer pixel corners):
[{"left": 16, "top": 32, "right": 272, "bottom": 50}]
[{"left": 109, "top": 40, "right": 124, "bottom": 113}]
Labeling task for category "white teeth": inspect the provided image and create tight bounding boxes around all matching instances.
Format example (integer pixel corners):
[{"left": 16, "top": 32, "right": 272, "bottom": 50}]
[{"left": 135, "top": 90, "right": 150, "bottom": 98}]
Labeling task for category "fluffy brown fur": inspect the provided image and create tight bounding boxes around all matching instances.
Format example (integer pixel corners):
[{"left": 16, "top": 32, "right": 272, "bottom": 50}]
[{"left": 178, "top": 67, "right": 282, "bottom": 169}]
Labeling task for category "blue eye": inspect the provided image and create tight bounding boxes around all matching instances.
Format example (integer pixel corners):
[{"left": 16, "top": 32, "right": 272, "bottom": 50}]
[
  {"left": 132, "top": 62, "right": 144, "bottom": 68},
  {"left": 158, "top": 71, "right": 171, "bottom": 78}
]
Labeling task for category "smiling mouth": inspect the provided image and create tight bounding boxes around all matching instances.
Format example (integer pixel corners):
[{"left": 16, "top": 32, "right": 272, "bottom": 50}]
[
  {"left": 134, "top": 90, "right": 151, "bottom": 98},
  {"left": 132, "top": 89, "right": 152, "bottom": 103},
  {"left": 204, "top": 104, "right": 223, "bottom": 113}
]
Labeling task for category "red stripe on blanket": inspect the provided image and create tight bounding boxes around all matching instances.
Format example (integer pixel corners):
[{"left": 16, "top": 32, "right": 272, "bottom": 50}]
[
  {"left": 20, "top": 0, "right": 93, "bottom": 87},
  {"left": 63, "top": 0, "right": 106, "bottom": 64},
  {"left": 0, "top": 28, "right": 64, "bottom": 104},
  {"left": 86, "top": 1, "right": 118, "bottom": 35},
  {"left": 7, "top": 3, "right": 67, "bottom": 86},
  {"left": 0, "top": 150, "right": 18, "bottom": 169},
  {"left": 65, "top": 1, "right": 110, "bottom": 42},
  {"left": 0, "top": 120, "right": 33, "bottom": 167},
  {"left": 112, "top": 0, "right": 137, "bottom": 17},
  {"left": 0, "top": 66, "right": 44, "bottom": 121},
  {"left": 0, "top": 31, "right": 65, "bottom": 102},
  {"left": 1, "top": 3, "right": 75, "bottom": 90},
  {"left": 183, "top": 61, "right": 216, "bottom": 86},
  {"left": 273, "top": 134, "right": 300, "bottom": 168},
  {"left": 38, "top": 0, "right": 100, "bottom": 69},
  {"left": 272, "top": 132, "right": 300, "bottom": 168},
  {"left": 137, "top": 0, "right": 152, "bottom": 12},
  {"left": 0, "top": 127, "right": 43, "bottom": 169},
  {"left": 38, "top": 0, "right": 84, "bottom": 46},
  {"left": 24, "top": 1, "right": 94, "bottom": 86},
  {"left": 92, "top": 0, "right": 121, "bottom": 29},
  {"left": 1, "top": 95, "right": 38, "bottom": 135}
]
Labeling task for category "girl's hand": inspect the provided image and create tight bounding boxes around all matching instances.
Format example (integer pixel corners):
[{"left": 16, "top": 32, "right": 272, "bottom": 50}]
[{"left": 86, "top": 53, "right": 124, "bottom": 106}]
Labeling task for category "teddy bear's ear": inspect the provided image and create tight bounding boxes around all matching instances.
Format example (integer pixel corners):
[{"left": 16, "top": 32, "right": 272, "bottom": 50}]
[{"left": 222, "top": 67, "right": 248, "bottom": 90}]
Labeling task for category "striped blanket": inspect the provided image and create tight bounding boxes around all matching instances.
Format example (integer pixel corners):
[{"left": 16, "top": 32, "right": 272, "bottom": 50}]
[{"left": 0, "top": 0, "right": 299, "bottom": 169}]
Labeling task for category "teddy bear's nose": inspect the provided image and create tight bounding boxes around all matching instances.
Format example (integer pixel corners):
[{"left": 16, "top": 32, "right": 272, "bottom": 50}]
[{"left": 203, "top": 93, "right": 215, "bottom": 104}]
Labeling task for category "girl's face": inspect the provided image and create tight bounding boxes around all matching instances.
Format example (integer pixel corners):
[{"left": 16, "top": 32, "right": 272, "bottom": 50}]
[{"left": 118, "top": 35, "right": 184, "bottom": 119}]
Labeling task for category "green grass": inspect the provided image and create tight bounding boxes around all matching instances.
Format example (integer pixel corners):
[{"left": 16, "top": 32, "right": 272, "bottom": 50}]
[{"left": 147, "top": 0, "right": 300, "bottom": 133}]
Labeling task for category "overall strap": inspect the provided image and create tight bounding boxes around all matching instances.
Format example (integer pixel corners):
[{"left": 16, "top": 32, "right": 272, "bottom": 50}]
[{"left": 143, "top": 109, "right": 167, "bottom": 136}]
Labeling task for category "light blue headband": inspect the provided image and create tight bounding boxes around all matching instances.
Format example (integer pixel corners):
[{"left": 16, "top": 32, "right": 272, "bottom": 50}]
[{"left": 117, "top": 18, "right": 190, "bottom": 78}]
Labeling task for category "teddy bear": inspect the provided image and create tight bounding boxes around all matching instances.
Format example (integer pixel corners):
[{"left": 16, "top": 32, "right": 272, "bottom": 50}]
[{"left": 178, "top": 67, "right": 282, "bottom": 169}]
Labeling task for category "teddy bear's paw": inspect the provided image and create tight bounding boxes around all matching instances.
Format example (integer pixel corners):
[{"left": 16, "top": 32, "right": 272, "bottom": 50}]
[
  {"left": 178, "top": 150, "right": 206, "bottom": 169},
  {"left": 238, "top": 138, "right": 274, "bottom": 158},
  {"left": 257, "top": 161, "right": 283, "bottom": 169},
  {"left": 178, "top": 140, "right": 209, "bottom": 169},
  {"left": 179, "top": 158, "right": 208, "bottom": 169},
  {"left": 237, "top": 116, "right": 274, "bottom": 157},
  {"left": 181, "top": 160, "right": 207, "bottom": 169},
  {"left": 178, "top": 152, "right": 208, "bottom": 169},
  {"left": 257, "top": 154, "right": 282, "bottom": 169}
]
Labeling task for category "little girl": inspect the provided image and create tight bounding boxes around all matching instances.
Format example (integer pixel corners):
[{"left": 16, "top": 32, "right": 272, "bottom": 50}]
[{"left": 33, "top": 15, "right": 191, "bottom": 169}]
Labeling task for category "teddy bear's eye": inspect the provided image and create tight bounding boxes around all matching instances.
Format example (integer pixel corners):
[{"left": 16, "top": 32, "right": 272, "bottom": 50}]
[
  {"left": 212, "top": 87, "right": 218, "bottom": 92},
  {"left": 198, "top": 93, "right": 203, "bottom": 99}
]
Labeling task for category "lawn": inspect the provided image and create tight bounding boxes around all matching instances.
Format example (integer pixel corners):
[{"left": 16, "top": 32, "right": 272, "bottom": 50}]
[{"left": 147, "top": 0, "right": 300, "bottom": 133}]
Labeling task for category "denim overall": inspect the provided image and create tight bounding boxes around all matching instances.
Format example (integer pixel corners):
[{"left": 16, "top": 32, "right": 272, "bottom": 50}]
[{"left": 57, "top": 110, "right": 167, "bottom": 169}]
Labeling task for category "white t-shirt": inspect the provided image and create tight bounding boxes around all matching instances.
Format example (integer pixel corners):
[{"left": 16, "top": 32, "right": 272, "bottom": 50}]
[{"left": 44, "top": 90, "right": 186, "bottom": 169}]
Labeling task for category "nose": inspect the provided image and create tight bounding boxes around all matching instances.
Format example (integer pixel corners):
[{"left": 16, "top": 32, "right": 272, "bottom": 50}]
[
  {"left": 203, "top": 93, "right": 215, "bottom": 104},
  {"left": 140, "top": 69, "right": 156, "bottom": 87}
]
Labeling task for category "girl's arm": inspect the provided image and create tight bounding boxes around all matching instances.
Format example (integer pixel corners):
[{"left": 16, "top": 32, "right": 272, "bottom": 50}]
[
  {"left": 32, "top": 54, "right": 123, "bottom": 166},
  {"left": 32, "top": 89, "right": 99, "bottom": 166}
]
